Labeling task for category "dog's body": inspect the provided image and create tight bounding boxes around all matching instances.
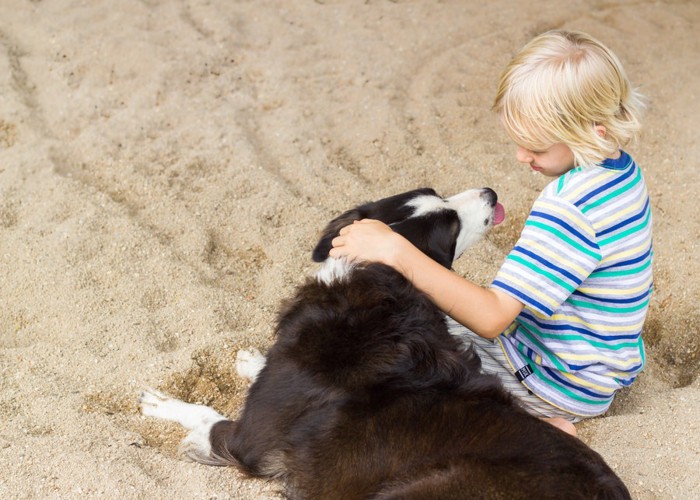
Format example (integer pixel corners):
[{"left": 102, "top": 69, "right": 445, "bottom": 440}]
[{"left": 141, "top": 188, "right": 630, "bottom": 499}]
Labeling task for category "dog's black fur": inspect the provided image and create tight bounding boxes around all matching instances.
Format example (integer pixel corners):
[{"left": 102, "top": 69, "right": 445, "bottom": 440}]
[{"left": 201, "top": 188, "right": 630, "bottom": 499}]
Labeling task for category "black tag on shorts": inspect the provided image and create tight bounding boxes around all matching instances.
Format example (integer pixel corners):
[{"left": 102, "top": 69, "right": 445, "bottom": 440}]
[{"left": 515, "top": 364, "right": 534, "bottom": 382}]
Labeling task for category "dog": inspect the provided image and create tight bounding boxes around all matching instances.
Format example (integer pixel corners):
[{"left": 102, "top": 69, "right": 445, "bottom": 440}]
[{"left": 140, "top": 187, "right": 630, "bottom": 499}]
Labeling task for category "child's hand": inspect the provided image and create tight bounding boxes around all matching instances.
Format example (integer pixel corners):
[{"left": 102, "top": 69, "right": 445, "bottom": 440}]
[{"left": 329, "top": 219, "right": 405, "bottom": 267}]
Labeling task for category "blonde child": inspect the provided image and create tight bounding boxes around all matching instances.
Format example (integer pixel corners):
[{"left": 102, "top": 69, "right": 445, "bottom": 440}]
[{"left": 329, "top": 30, "right": 652, "bottom": 436}]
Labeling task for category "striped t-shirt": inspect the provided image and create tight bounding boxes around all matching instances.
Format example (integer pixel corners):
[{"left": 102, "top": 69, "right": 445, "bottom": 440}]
[{"left": 492, "top": 150, "right": 653, "bottom": 417}]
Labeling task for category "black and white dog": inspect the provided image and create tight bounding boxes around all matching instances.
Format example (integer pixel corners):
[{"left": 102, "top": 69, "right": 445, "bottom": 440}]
[{"left": 140, "top": 187, "right": 629, "bottom": 499}]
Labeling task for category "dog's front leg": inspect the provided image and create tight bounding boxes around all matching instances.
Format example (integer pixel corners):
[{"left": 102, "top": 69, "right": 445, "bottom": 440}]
[
  {"left": 139, "top": 389, "right": 226, "bottom": 429},
  {"left": 139, "top": 389, "right": 229, "bottom": 465}
]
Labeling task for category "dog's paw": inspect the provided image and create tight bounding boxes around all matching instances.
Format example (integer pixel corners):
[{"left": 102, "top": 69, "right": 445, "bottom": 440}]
[
  {"left": 236, "top": 348, "right": 266, "bottom": 382},
  {"left": 140, "top": 389, "right": 231, "bottom": 465},
  {"left": 139, "top": 388, "right": 175, "bottom": 419},
  {"left": 139, "top": 388, "right": 226, "bottom": 430}
]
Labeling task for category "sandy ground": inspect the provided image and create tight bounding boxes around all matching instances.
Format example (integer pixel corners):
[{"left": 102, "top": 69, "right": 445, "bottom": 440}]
[{"left": 0, "top": 0, "right": 698, "bottom": 498}]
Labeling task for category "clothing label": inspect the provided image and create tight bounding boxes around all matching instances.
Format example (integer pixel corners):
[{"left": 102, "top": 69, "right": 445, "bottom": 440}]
[{"left": 515, "top": 364, "right": 534, "bottom": 382}]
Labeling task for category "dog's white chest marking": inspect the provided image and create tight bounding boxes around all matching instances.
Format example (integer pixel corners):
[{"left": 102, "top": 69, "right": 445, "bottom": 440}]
[{"left": 314, "top": 258, "right": 354, "bottom": 285}]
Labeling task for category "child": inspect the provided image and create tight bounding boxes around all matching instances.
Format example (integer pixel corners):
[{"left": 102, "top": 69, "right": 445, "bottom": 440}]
[{"left": 329, "top": 30, "right": 652, "bottom": 436}]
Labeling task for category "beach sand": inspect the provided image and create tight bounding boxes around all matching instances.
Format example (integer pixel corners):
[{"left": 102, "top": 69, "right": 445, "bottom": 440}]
[{"left": 0, "top": 0, "right": 698, "bottom": 497}]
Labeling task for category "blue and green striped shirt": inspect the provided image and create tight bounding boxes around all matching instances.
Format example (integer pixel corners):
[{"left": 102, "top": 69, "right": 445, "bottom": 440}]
[{"left": 492, "top": 151, "right": 653, "bottom": 417}]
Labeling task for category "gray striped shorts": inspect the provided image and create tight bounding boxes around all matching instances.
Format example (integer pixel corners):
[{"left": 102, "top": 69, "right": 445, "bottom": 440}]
[{"left": 446, "top": 318, "right": 580, "bottom": 423}]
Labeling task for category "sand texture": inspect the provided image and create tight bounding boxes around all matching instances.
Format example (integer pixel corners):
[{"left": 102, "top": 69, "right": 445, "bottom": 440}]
[{"left": 0, "top": 0, "right": 698, "bottom": 498}]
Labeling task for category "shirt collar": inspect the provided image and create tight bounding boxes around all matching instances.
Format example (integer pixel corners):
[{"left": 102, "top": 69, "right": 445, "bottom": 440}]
[{"left": 600, "top": 150, "right": 632, "bottom": 170}]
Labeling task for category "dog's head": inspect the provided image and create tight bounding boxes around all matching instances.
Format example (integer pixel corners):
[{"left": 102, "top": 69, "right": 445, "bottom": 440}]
[{"left": 312, "top": 187, "right": 505, "bottom": 269}]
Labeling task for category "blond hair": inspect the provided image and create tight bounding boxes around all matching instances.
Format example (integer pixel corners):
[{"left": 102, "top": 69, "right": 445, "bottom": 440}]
[{"left": 493, "top": 30, "right": 644, "bottom": 168}]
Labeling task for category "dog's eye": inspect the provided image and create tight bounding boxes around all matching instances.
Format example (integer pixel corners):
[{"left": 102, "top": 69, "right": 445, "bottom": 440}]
[{"left": 484, "top": 218, "right": 489, "bottom": 226}]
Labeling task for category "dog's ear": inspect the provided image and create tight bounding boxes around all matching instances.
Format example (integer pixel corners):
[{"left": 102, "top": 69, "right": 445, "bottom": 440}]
[
  {"left": 425, "top": 217, "right": 460, "bottom": 269},
  {"left": 312, "top": 208, "right": 364, "bottom": 262},
  {"left": 311, "top": 188, "right": 441, "bottom": 263},
  {"left": 390, "top": 213, "right": 460, "bottom": 269}
]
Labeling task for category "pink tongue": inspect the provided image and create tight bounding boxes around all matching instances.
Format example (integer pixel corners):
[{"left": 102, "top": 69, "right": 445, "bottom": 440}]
[{"left": 493, "top": 202, "right": 506, "bottom": 225}]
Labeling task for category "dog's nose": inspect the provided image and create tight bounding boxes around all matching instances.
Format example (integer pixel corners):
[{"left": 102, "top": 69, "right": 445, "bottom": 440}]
[{"left": 481, "top": 188, "right": 498, "bottom": 207}]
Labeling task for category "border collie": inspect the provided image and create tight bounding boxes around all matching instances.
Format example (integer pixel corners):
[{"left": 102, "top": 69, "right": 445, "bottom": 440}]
[{"left": 140, "top": 187, "right": 630, "bottom": 499}]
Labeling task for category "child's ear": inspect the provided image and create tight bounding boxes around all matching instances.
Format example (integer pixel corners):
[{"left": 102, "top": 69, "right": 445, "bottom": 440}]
[{"left": 594, "top": 124, "right": 607, "bottom": 138}]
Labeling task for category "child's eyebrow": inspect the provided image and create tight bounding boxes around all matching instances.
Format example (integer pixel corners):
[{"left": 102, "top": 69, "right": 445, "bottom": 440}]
[{"left": 518, "top": 144, "right": 549, "bottom": 154}]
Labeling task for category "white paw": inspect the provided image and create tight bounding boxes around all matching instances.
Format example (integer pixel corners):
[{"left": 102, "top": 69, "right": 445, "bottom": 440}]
[
  {"left": 139, "top": 388, "right": 174, "bottom": 419},
  {"left": 139, "top": 388, "right": 226, "bottom": 430},
  {"left": 139, "top": 388, "right": 230, "bottom": 465},
  {"left": 236, "top": 348, "right": 266, "bottom": 382}
]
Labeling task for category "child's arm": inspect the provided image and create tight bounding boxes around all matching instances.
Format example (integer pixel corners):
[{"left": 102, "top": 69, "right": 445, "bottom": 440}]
[{"left": 329, "top": 219, "right": 523, "bottom": 339}]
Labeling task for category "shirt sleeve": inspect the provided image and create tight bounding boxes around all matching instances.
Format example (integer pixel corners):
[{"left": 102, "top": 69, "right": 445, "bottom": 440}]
[{"left": 492, "top": 194, "right": 602, "bottom": 317}]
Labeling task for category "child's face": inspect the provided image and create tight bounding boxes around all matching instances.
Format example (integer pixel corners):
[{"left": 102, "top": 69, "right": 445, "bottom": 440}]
[{"left": 515, "top": 143, "right": 576, "bottom": 177}]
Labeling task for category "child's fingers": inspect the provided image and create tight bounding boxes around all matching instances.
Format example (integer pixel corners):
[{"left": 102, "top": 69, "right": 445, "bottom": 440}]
[
  {"left": 331, "top": 235, "right": 345, "bottom": 248},
  {"left": 328, "top": 244, "right": 351, "bottom": 259}
]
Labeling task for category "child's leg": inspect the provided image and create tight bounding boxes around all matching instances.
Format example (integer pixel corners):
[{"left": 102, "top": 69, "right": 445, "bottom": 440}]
[
  {"left": 447, "top": 319, "right": 579, "bottom": 435},
  {"left": 542, "top": 417, "right": 577, "bottom": 436}
]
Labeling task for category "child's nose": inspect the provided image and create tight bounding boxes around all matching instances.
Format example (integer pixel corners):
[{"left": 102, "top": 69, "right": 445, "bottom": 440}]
[{"left": 516, "top": 146, "right": 534, "bottom": 164}]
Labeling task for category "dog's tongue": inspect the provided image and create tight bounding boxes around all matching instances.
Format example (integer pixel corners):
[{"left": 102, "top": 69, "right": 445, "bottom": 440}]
[{"left": 494, "top": 202, "right": 506, "bottom": 225}]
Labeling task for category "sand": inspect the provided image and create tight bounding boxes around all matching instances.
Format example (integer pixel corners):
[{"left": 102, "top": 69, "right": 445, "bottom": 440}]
[{"left": 0, "top": 0, "right": 698, "bottom": 498}]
